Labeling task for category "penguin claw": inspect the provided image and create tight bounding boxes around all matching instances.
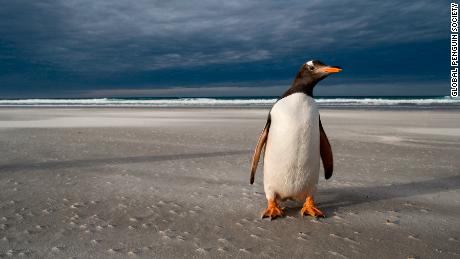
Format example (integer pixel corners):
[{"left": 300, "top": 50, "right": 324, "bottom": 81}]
[
  {"left": 300, "top": 196, "right": 325, "bottom": 218},
  {"left": 261, "top": 207, "right": 284, "bottom": 220},
  {"left": 261, "top": 200, "right": 284, "bottom": 220},
  {"left": 300, "top": 207, "right": 325, "bottom": 218}
]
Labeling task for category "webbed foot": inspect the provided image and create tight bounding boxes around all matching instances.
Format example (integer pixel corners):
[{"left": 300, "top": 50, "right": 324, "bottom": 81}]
[
  {"left": 300, "top": 196, "right": 325, "bottom": 218},
  {"left": 261, "top": 200, "right": 284, "bottom": 220}
]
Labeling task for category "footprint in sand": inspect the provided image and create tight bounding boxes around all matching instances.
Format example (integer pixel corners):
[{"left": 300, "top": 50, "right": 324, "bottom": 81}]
[
  {"left": 15, "top": 213, "right": 24, "bottom": 221},
  {"left": 448, "top": 237, "right": 459, "bottom": 242},
  {"left": 217, "top": 238, "right": 228, "bottom": 243},
  {"left": 17, "top": 250, "right": 32, "bottom": 257},
  {"left": 328, "top": 250, "right": 348, "bottom": 258},
  {"left": 51, "top": 246, "right": 63, "bottom": 253},
  {"left": 214, "top": 225, "right": 223, "bottom": 231},
  {"left": 6, "top": 249, "right": 16, "bottom": 257},
  {"left": 332, "top": 214, "right": 344, "bottom": 220},
  {"left": 217, "top": 247, "right": 228, "bottom": 253},
  {"left": 195, "top": 247, "right": 209, "bottom": 254},
  {"left": 403, "top": 201, "right": 415, "bottom": 207},
  {"left": 70, "top": 214, "right": 80, "bottom": 220},
  {"left": 256, "top": 226, "right": 268, "bottom": 231},
  {"left": 297, "top": 232, "right": 309, "bottom": 241},
  {"left": 70, "top": 203, "right": 84, "bottom": 209},
  {"left": 142, "top": 223, "right": 151, "bottom": 229},
  {"left": 238, "top": 248, "right": 251, "bottom": 254},
  {"left": 329, "top": 233, "right": 360, "bottom": 245},
  {"left": 171, "top": 203, "right": 181, "bottom": 208},
  {"left": 107, "top": 248, "right": 116, "bottom": 254},
  {"left": 250, "top": 234, "right": 260, "bottom": 239},
  {"left": 297, "top": 235, "right": 308, "bottom": 241},
  {"left": 408, "top": 234, "right": 420, "bottom": 241},
  {"left": 385, "top": 219, "right": 400, "bottom": 226}
]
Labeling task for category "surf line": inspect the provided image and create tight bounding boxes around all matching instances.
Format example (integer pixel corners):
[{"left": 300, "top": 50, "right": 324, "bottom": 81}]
[{"left": 452, "top": 2, "right": 458, "bottom": 97}]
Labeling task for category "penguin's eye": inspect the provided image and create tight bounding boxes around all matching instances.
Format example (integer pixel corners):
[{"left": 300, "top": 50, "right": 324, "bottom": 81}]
[{"left": 308, "top": 65, "right": 315, "bottom": 71}]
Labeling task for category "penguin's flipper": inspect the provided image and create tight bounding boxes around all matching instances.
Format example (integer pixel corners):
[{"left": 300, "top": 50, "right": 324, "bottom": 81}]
[
  {"left": 319, "top": 118, "right": 333, "bottom": 179},
  {"left": 250, "top": 116, "right": 271, "bottom": 184}
]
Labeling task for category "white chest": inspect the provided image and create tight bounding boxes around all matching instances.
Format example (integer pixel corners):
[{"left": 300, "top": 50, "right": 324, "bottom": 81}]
[{"left": 263, "top": 93, "right": 320, "bottom": 200}]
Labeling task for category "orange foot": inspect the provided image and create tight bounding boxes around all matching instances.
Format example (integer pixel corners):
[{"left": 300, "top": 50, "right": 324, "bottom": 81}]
[
  {"left": 300, "top": 196, "right": 325, "bottom": 218},
  {"left": 261, "top": 200, "right": 284, "bottom": 220}
]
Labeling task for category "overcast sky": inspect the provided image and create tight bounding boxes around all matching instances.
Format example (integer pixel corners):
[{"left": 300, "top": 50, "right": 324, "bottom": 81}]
[{"left": 0, "top": 1, "right": 449, "bottom": 97}]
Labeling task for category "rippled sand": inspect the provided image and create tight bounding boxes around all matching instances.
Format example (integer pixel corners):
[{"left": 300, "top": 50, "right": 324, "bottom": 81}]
[{"left": 0, "top": 108, "right": 459, "bottom": 258}]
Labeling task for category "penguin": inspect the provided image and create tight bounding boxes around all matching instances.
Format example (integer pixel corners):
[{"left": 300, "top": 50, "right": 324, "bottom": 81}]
[{"left": 250, "top": 60, "right": 341, "bottom": 219}]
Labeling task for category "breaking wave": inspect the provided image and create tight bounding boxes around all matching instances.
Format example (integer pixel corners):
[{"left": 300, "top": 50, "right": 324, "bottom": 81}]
[{"left": 0, "top": 96, "right": 458, "bottom": 107}]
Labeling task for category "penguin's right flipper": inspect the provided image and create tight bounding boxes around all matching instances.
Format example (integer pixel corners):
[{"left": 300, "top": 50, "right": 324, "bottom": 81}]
[
  {"left": 320, "top": 118, "right": 333, "bottom": 179},
  {"left": 250, "top": 115, "right": 271, "bottom": 184}
]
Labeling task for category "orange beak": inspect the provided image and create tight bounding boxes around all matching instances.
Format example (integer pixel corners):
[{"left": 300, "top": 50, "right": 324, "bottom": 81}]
[{"left": 319, "top": 66, "right": 342, "bottom": 73}]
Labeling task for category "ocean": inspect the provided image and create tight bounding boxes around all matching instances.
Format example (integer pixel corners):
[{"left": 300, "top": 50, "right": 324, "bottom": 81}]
[{"left": 0, "top": 96, "right": 459, "bottom": 109}]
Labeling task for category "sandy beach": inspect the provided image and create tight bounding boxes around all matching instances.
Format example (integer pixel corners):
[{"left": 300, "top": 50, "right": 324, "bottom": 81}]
[{"left": 0, "top": 107, "right": 459, "bottom": 258}]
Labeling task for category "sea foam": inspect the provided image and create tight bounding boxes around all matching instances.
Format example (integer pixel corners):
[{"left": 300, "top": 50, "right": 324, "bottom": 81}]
[{"left": 0, "top": 96, "right": 458, "bottom": 107}]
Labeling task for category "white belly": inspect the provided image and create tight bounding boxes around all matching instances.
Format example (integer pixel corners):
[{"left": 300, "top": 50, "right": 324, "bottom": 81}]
[{"left": 263, "top": 93, "right": 320, "bottom": 201}]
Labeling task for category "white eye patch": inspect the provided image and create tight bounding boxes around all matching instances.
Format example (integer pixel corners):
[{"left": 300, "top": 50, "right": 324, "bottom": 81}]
[{"left": 306, "top": 60, "right": 314, "bottom": 66}]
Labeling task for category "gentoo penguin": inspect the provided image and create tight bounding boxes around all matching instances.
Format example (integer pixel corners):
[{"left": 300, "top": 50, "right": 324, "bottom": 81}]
[{"left": 250, "top": 60, "right": 341, "bottom": 219}]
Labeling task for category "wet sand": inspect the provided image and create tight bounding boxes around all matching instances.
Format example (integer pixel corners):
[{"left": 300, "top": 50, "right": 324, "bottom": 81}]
[{"left": 0, "top": 108, "right": 459, "bottom": 258}]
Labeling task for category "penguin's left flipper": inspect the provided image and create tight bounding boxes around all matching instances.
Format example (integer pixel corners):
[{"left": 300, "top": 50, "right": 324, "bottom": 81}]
[
  {"left": 250, "top": 115, "right": 271, "bottom": 184},
  {"left": 320, "top": 118, "right": 333, "bottom": 179}
]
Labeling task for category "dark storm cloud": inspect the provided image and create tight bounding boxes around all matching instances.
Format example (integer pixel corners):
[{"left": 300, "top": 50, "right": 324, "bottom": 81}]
[{"left": 0, "top": 0, "right": 449, "bottom": 97}]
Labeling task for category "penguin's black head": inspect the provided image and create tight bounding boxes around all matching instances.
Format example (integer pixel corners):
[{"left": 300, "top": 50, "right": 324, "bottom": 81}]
[
  {"left": 300, "top": 60, "right": 342, "bottom": 83},
  {"left": 285, "top": 60, "right": 342, "bottom": 97}
]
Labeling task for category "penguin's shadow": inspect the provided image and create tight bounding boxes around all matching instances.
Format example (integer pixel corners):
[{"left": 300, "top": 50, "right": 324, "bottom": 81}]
[
  {"left": 0, "top": 150, "right": 250, "bottom": 172},
  {"left": 281, "top": 175, "right": 460, "bottom": 216}
]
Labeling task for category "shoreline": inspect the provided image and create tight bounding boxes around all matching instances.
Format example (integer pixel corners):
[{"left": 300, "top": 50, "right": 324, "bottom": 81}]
[{"left": 1, "top": 105, "right": 460, "bottom": 110}]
